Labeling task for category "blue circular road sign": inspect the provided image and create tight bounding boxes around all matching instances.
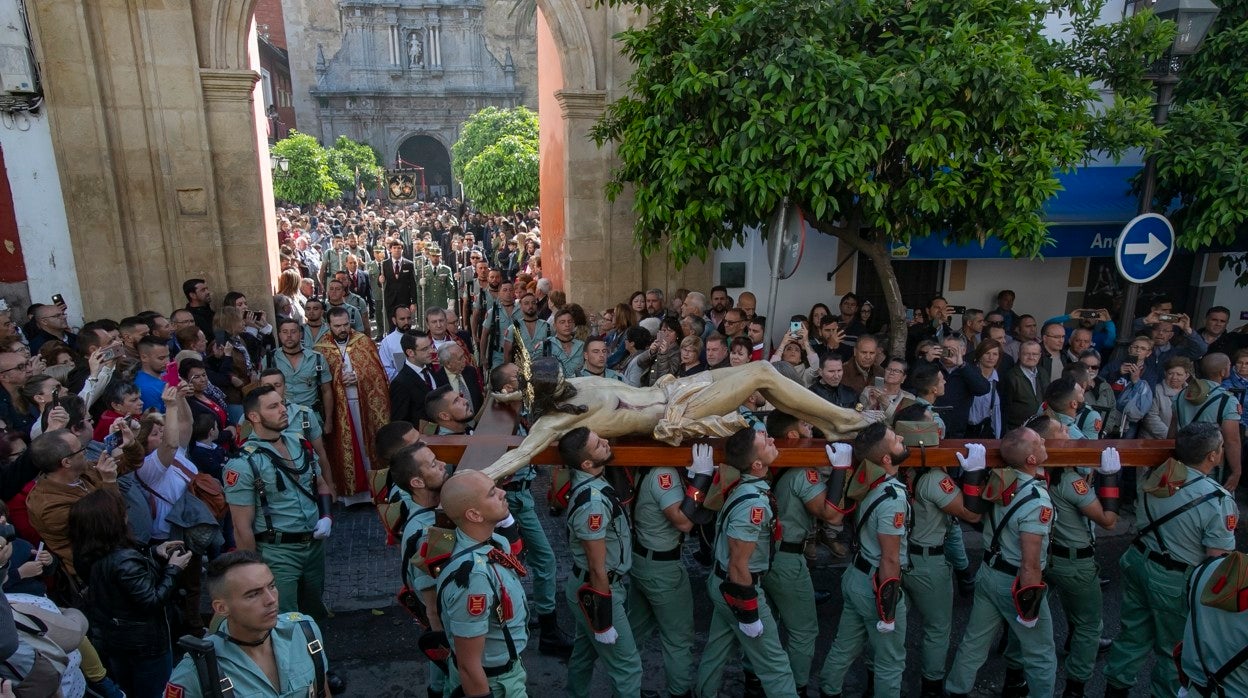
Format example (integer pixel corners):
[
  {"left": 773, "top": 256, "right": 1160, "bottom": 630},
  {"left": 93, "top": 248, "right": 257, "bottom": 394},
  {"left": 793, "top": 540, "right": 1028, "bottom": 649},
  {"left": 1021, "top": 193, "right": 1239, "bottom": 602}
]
[{"left": 1114, "top": 213, "right": 1175, "bottom": 285}]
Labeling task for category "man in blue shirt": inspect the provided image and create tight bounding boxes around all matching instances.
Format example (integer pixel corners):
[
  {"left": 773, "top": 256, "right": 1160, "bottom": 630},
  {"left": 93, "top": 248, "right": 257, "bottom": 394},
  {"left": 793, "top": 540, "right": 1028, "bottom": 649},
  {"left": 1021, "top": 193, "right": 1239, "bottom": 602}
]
[{"left": 134, "top": 336, "right": 170, "bottom": 412}]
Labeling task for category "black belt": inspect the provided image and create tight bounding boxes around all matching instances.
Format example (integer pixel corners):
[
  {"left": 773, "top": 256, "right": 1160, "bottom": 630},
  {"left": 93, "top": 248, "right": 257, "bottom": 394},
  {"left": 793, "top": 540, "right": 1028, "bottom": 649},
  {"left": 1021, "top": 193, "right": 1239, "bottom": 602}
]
[
  {"left": 907, "top": 543, "right": 945, "bottom": 557},
  {"left": 632, "top": 541, "right": 682, "bottom": 561},
  {"left": 483, "top": 659, "right": 515, "bottom": 678},
  {"left": 1050, "top": 543, "right": 1095, "bottom": 560},
  {"left": 852, "top": 555, "right": 875, "bottom": 576},
  {"left": 500, "top": 479, "right": 531, "bottom": 492},
  {"left": 986, "top": 554, "right": 1020, "bottom": 576},
  {"left": 712, "top": 564, "right": 760, "bottom": 585},
  {"left": 255, "top": 531, "right": 315, "bottom": 544},
  {"left": 778, "top": 541, "right": 806, "bottom": 554},
  {"left": 1131, "top": 540, "right": 1190, "bottom": 573},
  {"left": 571, "top": 564, "right": 620, "bottom": 585}
]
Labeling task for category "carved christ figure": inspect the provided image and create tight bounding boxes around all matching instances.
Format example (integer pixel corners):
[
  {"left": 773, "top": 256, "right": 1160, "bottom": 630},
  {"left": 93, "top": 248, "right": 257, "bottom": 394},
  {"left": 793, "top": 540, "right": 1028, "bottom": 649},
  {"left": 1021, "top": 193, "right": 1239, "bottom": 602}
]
[
  {"left": 484, "top": 359, "right": 881, "bottom": 480},
  {"left": 409, "top": 32, "right": 423, "bottom": 68}
]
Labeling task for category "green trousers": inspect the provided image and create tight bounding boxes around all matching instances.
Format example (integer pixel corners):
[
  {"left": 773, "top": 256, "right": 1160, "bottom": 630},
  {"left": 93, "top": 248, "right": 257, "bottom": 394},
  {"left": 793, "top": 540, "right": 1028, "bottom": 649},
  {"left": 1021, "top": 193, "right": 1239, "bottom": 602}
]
[
  {"left": 258, "top": 539, "right": 327, "bottom": 622},
  {"left": 1103, "top": 545, "right": 1189, "bottom": 696},
  {"left": 507, "top": 487, "right": 557, "bottom": 615},
  {"left": 565, "top": 576, "right": 642, "bottom": 698},
  {"left": 760, "top": 550, "right": 818, "bottom": 687},
  {"left": 1046, "top": 553, "right": 1103, "bottom": 682},
  {"left": 626, "top": 555, "right": 694, "bottom": 694},
  {"left": 944, "top": 566, "right": 1055, "bottom": 697},
  {"left": 696, "top": 573, "right": 795, "bottom": 698},
  {"left": 902, "top": 551, "right": 953, "bottom": 681},
  {"left": 446, "top": 660, "right": 528, "bottom": 697},
  {"left": 818, "top": 566, "right": 907, "bottom": 697}
]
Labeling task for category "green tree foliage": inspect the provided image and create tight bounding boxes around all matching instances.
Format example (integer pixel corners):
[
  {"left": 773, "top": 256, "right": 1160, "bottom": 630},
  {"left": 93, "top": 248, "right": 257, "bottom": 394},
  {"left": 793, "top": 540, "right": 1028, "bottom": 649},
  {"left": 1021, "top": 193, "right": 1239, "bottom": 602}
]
[
  {"left": 1147, "top": 0, "right": 1248, "bottom": 285},
  {"left": 592, "top": 0, "right": 1172, "bottom": 355},
  {"left": 462, "top": 134, "right": 540, "bottom": 214},
  {"left": 451, "top": 106, "right": 539, "bottom": 180},
  {"left": 272, "top": 131, "right": 341, "bottom": 205},
  {"left": 326, "top": 135, "right": 385, "bottom": 196}
]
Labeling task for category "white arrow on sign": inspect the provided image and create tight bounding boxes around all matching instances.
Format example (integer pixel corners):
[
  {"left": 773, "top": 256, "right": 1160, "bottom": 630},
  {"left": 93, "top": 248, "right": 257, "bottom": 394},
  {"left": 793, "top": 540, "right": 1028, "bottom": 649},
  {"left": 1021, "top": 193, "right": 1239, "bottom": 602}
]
[{"left": 1124, "top": 232, "right": 1167, "bottom": 265}]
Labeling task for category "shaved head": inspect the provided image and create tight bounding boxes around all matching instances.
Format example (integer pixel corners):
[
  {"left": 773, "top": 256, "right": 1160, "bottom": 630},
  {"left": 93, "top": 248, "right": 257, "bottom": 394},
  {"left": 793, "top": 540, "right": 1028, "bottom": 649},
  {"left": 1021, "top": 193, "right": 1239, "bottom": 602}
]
[{"left": 441, "top": 470, "right": 493, "bottom": 525}]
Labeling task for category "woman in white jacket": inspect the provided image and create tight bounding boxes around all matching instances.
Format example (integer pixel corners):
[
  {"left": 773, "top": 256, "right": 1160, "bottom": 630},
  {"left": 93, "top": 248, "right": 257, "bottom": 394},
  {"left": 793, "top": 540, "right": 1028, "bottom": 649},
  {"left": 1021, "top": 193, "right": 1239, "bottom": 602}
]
[{"left": 1138, "top": 356, "right": 1194, "bottom": 439}]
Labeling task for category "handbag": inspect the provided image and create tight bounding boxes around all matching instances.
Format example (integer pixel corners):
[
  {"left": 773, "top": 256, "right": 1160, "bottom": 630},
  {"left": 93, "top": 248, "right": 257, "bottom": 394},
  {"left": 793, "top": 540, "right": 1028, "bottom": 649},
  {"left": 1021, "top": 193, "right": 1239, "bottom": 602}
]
[{"left": 965, "top": 380, "right": 998, "bottom": 438}]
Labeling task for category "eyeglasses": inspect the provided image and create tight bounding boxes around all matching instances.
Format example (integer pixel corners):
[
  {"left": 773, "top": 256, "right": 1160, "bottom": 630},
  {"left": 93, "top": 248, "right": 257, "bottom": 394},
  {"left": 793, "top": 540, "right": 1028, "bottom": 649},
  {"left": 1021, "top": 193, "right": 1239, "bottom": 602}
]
[
  {"left": 63, "top": 443, "right": 89, "bottom": 460},
  {"left": 0, "top": 365, "right": 26, "bottom": 375},
  {"left": 884, "top": 368, "right": 905, "bottom": 374},
  {"left": 1083, "top": 364, "right": 1100, "bottom": 370},
  {"left": 1043, "top": 333, "right": 1065, "bottom": 339},
  {"left": 39, "top": 313, "right": 66, "bottom": 320}
]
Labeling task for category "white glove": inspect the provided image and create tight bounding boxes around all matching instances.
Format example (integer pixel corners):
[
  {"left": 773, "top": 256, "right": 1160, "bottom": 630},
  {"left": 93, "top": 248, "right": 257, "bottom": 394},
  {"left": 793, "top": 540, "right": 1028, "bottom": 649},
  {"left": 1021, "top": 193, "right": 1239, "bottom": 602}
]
[
  {"left": 496, "top": 514, "right": 516, "bottom": 529},
  {"left": 313, "top": 517, "right": 333, "bottom": 540},
  {"left": 1098, "top": 447, "right": 1121, "bottom": 475},
  {"left": 738, "top": 620, "right": 764, "bottom": 638},
  {"left": 593, "top": 627, "right": 619, "bottom": 644},
  {"left": 826, "top": 443, "right": 853, "bottom": 468},
  {"left": 1015, "top": 615, "right": 1038, "bottom": 629},
  {"left": 876, "top": 620, "right": 896, "bottom": 634},
  {"left": 688, "top": 443, "right": 715, "bottom": 478},
  {"left": 957, "top": 443, "right": 987, "bottom": 472}
]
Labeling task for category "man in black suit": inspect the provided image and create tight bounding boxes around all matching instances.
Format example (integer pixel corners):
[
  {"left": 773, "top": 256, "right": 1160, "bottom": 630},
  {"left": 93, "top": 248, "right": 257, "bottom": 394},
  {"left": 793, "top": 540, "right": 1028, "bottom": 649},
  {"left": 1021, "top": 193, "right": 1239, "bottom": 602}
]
[
  {"left": 380, "top": 239, "right": 416, "bottom": 334},
  {"left": 1002, "top": 340, "right": 1049, "bottom": 431},
  {"left": 389, "top": 330, "right": 446, "bottom": 424},
  {"left": 933, "top": 335, "right": 992, "bottom": 438},
  {"left": 436, "top": 342, "right": 483, "bottom": 416}
]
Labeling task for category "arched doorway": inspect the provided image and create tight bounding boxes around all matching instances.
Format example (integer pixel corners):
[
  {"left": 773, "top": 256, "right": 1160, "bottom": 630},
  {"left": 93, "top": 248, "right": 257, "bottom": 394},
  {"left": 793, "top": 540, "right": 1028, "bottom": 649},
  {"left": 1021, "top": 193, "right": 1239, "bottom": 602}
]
[{"left": 397, "top": 135, "right": 452, "bottom": 198}]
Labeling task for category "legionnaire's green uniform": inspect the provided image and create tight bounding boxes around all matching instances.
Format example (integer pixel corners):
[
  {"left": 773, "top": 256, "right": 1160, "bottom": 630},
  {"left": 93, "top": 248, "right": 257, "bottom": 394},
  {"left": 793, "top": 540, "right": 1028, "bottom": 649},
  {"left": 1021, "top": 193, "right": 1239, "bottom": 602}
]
[
  {"left": 579, "top": 367, "right": 623, "bottom": 381},
  {"left": 165, "top": 612, "right": 328, "bottom": 698},
  {"left": 482, "top": 303, "right": 522, "bottom": 370},
  {"left": 1073, "top": 404, "right": 1103, "bottom": 439},
  {"left": 281, "top": 401, "right": 322, "bottom": 443},
  {"left": 564, "top": 469, "right": 641, "bottom": 698},
  {"left": 344, "top": 292, "right": 370, "bottom": 328},
  {"left": 1180, "top": 552, "right": 1248, "bottom": 697},
  {"left": 301, "top": 323, "right": 329, "bottom": 351},
  {"left": 759, "top": 468, "right": 825, "bottom": 690},
  {"left": 1174, "top": 380, "right": 1241, "bottom": 429},
  {"left": 696, "top": 474, "right": 796, "bottom": 697},
  {"left": 326, "top": 300, "right": 365, "bottom": 333},
  {"left": 320, "top": 247, "right": 350, "bottom": 283},
  {"left": 626, "top": 466, "right": 694, "bottom": 695},
  {"left": 400, "top": 504, "right": 445, "bottom": 696},
  {"left": 500, "top": 463, "right": 557, "bottom": 619},
  {"left": 914, "top": 396, "right": 946, "bottom": 438},
  {"left": 263, "top": 348, "right": 330, "bottom": 414},
  {"left": 1043, "top": 467, "right": 1102, "bottom": 685},
  {"left": 818, "top": 466, "right": 910, "bottom": 696},
  {"left": 1103, "top": 461, "right": 1237, "bottom": 696},
  {"left": 502, "top": 318, "right": 551, "bottom": 358},
  {"left": 1052, "top": 410, "right": 1087, "bottom": 440},
  {"left": 945, "top": 470, "right": 1055, "bottom": 697},
  {"left": 437, "top": 531, "right": 530, "bottom": 697},
  {"left": 418, "top": 261, "right": 456, "bottom": 325},
  {"left": 904, "top": 468, "right": 959, "bottom": 684},
  {"left": 224, "top": 433, "right": 328, "bottom": 620}
]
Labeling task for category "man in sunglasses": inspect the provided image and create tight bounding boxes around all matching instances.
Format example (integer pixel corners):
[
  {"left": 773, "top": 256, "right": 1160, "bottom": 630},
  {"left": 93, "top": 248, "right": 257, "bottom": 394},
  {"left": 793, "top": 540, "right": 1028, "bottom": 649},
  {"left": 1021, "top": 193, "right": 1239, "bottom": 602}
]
[{"left": 25, "top": 428, "right": 118, "bottom": 577}]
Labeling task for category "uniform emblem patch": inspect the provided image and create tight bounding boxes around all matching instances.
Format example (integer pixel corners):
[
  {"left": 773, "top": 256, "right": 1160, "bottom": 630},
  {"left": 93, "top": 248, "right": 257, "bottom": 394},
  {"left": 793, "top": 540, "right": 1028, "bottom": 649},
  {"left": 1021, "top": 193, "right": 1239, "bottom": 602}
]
[
  {"left": 224, "top": 470, "right": 239, "bottom": 487},
  {"left": 657, "top": 474, "right": 673, "bottom": 490},
  {"left": 1072, "top": 480, "right": 1089, "bottom": 496},
  {"left": 467, "top": 594, "right": 487, "bottom": 616},
  {"left": 1039, "top": 507, "right": 1053, "bottom": 524},
  {"left": 749, "top": 507, "right": 765, "bottom": 525},
  {"left": 939, "top": 478, "right": 955, "bottom": 494},
  {"left": 587, "top": 514, "right": 602, "bottom": 532},
  {"left": 893, "top": 512, "right": 906, "bottom": 529},
  {"left": 805, "top": 469, "right": 820, "bottom": 485},
  {"left": 1228, "top": 515, "right": 1238, "bottom": 531},
  {"left": 164, "top": 685, "right": 185, "bottom": 698}
]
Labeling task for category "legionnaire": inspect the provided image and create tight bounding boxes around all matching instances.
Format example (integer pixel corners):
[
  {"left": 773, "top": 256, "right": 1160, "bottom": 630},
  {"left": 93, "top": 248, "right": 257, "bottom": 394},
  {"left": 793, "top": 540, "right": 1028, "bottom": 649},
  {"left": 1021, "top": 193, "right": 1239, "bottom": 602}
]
[
  {"left": 816, "top": 422, "right": 911, "bottom": 698},
  {"left": 1028, "top": 414, "right": 1120, "bottom": 698},
  {"left": 1043, "top": 377, "right": 1094, "bottom": 440},
  {"left": 625, "top": 444, "right": 710, "bottom": 698},
  {"left": 165, "top": 551, "right": 331, "bottom": 698},
  {"left": 501, "top": 291, "right": 551, "bottom": 363},
  {"left": 1171, "top": 353, "right": 1242, "bottom": 492},
  {"left": 264, "top": 318, "right": 333, "bottom": 424},
  {"left": 1178, "top": 551, "right": 1248, "bottom": 696},
  {"left": 301, "top": 298, "right": 331, "bottom": 350},
  {"left": 944, "top": 426, "right": 1056, "bottom": 698},
  {"left": 255, "top": 370, "right": 337, "bottom": 496},
  {"left": 436, "top": 470, "right": 531, "bottom": 697},
  {"left": 481, "top": 280, "right": 519, "bottom": 373},
  {"left": 759, "top": 413, "right": 850, "bottom": 696},
  {"left": 417, "top": 244, "right": 456, "bottom": 329},
  {"left": 1103, "top": 422, "right": 1238, "bottom": 697},
  {"left": 1063, "top": 364, "right": 1105, "bottom": 439},
  {"left": 560, "top": 427, "right": 643, "bottom": 697},
  {"left": 695, "top": 427, "right": 797, "bottom": 698}
]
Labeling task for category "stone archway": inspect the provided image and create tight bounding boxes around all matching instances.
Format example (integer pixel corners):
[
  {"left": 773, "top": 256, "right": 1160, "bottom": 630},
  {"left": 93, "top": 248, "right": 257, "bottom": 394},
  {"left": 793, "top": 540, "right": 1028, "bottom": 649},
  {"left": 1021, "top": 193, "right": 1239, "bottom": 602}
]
[{"left": 397, "top": 134, "right": 454, "bottom": 198}]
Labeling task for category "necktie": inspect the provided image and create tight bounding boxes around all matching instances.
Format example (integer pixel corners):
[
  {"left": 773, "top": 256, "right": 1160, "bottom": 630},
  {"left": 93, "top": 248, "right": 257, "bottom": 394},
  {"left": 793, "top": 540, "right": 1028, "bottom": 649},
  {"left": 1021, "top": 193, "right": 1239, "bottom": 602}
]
[
  {"left": 394, "top": 260, "right": 399, "bottom": 275},
  {"left": 423, "top": 369, "right": 434, "bottom": 389}
]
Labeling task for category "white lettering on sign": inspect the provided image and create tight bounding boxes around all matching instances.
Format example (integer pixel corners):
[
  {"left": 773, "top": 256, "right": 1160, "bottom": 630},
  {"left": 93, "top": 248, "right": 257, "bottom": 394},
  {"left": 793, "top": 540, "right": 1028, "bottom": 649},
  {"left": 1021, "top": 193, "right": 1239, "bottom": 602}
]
[{"left": 1090, "top": 233, "right": 1118, "bottom": 249}]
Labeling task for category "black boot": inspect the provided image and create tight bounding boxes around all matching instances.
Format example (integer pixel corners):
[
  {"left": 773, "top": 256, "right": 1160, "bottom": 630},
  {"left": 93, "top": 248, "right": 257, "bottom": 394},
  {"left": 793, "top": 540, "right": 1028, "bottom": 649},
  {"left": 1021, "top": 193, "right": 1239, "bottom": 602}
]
[
  {"left": 743, "top": 670, "right": 765, "bottom": 698},
  {"left": 537, "top": 612, "right": 573, "bottom": 657},
  {"left": 1098, "top": 636, "right": 1114, "bottom": 653},
  {"left": 1001, "top": 667, "right": 1029, "bottom": 697},
  {"left": 1061, "top": 678, "right": 1085, "bottom": 697},
  {"left": 1103, "top": 684, "right": 1130, "bottom": 698},
  {"left": 864, "top": 671, "right": 874, "bottom": 695},
  {"left": 796, "top": 686, "right": 807, "bottom": 697},
  {"left": 326, "top": 669, "right": 347, "bottom": 695},
  {"left": 819, "top": 693, "right": 840, "bottom": 698},
  {"left": 669, "top": 693, "right": 692, "bottom": 698},
  {"left": 427, "top": 689, "right": 442, "bottom": 698},
  {"left": 920, "top": 677, "right": 943, "bottom": 697},
  {"left": 955, "top": 567, "right": 976, "bottom": 597}
]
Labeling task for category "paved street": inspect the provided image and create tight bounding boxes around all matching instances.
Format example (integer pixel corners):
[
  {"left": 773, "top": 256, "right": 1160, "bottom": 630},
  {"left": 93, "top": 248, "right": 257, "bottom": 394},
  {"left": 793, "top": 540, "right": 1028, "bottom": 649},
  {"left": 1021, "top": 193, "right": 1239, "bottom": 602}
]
[{"left": 318, "top": 469, "right": 1247, "bottom": 697}]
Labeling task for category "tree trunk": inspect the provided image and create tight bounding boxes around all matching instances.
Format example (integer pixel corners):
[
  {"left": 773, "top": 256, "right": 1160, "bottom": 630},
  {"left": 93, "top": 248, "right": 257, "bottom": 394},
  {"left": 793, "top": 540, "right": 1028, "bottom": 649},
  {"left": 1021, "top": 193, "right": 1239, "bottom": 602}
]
[{"left": 810, "top": 215, "right": 908, "bottom": 359}]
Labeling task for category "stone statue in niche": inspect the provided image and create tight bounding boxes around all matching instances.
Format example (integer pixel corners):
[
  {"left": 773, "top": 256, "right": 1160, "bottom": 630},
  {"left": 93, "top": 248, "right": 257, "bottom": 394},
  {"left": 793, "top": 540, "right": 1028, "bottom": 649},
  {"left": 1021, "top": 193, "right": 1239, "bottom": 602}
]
[{"left": 408, "top": 32, "right": 424, "bottom": 68}]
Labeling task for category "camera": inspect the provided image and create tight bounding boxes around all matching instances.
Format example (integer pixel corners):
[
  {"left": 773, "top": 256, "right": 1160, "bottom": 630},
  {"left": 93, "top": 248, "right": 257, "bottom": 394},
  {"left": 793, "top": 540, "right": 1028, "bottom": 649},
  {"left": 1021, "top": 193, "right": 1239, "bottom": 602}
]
[
  {"left": 789, "top": 321, "right": 802, "bottom": 336},
  {"left": 1157, "top": 313, "right": 1181, "bottom": 323},
  {"left": 1078, "top": 310, "right": 1100, "bottom": 319}
]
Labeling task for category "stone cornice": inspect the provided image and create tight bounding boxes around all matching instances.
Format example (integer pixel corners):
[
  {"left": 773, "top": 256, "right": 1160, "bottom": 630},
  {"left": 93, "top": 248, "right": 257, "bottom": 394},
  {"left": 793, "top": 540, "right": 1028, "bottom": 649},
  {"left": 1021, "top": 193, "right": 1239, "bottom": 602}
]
[
  {"left": 555, "top": 89, "right": 607, "bottom": 120},
  {"left": 200, "top": 69, "right": 260, "bottom": 103}
]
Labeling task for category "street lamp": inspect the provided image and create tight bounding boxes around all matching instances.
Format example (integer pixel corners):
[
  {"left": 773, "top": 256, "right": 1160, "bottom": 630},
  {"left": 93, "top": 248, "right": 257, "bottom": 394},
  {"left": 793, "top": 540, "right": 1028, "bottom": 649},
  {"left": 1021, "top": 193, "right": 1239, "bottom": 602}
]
[
  {"left": 270, "top": 153, "right": 290, "bottom": 177},
  {"left": 1116, "top": 0, "right": 1219, "bottom": 345}
]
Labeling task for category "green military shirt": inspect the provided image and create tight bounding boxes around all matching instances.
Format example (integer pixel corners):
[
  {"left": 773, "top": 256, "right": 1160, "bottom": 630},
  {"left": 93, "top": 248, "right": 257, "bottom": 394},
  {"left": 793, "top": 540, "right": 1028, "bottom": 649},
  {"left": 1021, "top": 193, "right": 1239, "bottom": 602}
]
[
  {"left": 503, "top": 319, "right": 551, "bottom": 357},
  {"left": 631, "top": 467, "right": 686, "bottom": 552},
  {"left": 301, "top": 324, "right": 329, "bottom": 351},
  {"left": 224, "top": 433, "right": 322, "bottom": 534},
  {"left": 542, "top": 337, "right": 585, "bottom": 378},
  {"left": 854, "top": 475, "right": 910, "bottom": 569},
  {"left": 1048, "top": 469, "right": 1098, "bottom": 548},
  {"left": 1053, "top": 411, "right": 1086, "bottom": 440},
  {"left": 401, "top": 504, "right": 441, "bottom": 593},
  {"left": 1181, "top": 555, "right": 1248, "bottom": 695},
  {"left": 265, "top": 348, "right": 330, "bottom": 413},
  {"left": 1073, "top": 405, "right": 1103, "bottom": 439},
  {"left": 566, "top": 470, "right": 632, "bottom": 575},
  {"left": 984, "top": 471, "right": 1052, "bottom": 570},
  {"left": 1136, "top": 466, "right": 1236, "bottom": 567},
  {"left": 436, "top": 532, "right": 530, "bottom": 667},
  {"left": 914, "top": 397, "right": 946, "bottom": 438},
  {"left": 772, "top": 468, "right": 825, "bottom": 545},
  {"left": 910, "top": 469, "right": 959, "bottom": 548},
  {"left": 344, "top": 293, "right": 369, "bottom": 324},
  {"left": 1174, "top": 380, "right": 1241, "bottom": 429},
  {"left": 165, "top": 613, "right": 328, "bottom": 698},
  {"left": 712, "top": 476, "right": 776, "bottom": 574},
  {"left": 282, "top": 402, "right": 323, "bottom": 443},
  {"left": 578, "top": 367, "right": 623, "bottom": 382},
  {"left": 326, "top": 301, "right": 364, "bottom": 333}
]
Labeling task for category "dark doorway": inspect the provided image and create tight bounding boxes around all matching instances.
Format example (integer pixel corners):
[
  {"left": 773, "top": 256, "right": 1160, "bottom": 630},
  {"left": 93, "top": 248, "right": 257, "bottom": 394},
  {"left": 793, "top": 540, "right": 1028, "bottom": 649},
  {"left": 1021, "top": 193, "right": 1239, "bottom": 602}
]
[
  {"left": 397, "top": 135, "right": 452, "bottom": 198},
  {"left": 1083, "top": 254, "right": 1198, "bottom": 320},
  {"left": 856, "top": 256, "right": 945, "bottom": 316}
]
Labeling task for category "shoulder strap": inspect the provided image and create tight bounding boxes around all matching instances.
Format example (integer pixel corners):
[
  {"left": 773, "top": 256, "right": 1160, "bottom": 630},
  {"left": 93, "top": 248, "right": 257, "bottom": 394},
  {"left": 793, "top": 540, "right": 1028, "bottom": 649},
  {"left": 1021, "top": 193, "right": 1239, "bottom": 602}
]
[
  {"left": 719, "top": 488, "right": 763, "bottom": 525},
  {"left": 296, "top": 619, "right": 328, "bottom": 698},
  {"left": 1192, "top": 393, "right": 1232, "bottom": 424},
  {"left": 563, "top": 477, "right": 599, "bottom": 521},
  {"left": 1136, "top": 485, "right": 1224, "bottom": 549},
  {"left": 987, "top": 482, "right": 1042, "bottom": 556},
  {"left": 399, "top": 506, "right": 439, "bottom": 588},
  {"left": 244, "top": 450, "right": 275, "bottom": 535},
  {"left": 855, "top": 484, "right": 899, "bottom": 546}
]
